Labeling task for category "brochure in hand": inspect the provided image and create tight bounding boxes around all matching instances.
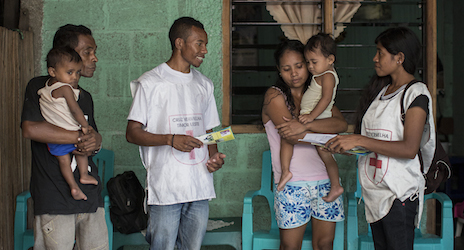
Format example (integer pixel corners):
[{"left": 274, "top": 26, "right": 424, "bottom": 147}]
[
  {"left": 195, "top": 126, "right": 235, "bottom": 145},
  {"left": 298, "top": 133, "right": 371, "bottom": 156}
]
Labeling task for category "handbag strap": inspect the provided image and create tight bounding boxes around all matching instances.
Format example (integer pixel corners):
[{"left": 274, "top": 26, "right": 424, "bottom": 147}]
[
  {"left": 400, "top": 79, "right": 421, "bottom": 124},
  {"left": 399, "top": 79, "right": 425, "bottom": 172}
]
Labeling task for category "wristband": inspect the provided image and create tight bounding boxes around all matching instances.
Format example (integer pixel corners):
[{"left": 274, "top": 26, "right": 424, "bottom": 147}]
[{"left": 171, "top": 134, "right": 175, "bottom": 147}]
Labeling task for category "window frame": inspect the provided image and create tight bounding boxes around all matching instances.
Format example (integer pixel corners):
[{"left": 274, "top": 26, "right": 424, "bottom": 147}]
[{"left": 221, "top": 0, "right": 437, "bottom": 134}]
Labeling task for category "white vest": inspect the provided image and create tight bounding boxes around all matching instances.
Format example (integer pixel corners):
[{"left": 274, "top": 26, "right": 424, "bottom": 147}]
[{"left": 358, "top": 82, "right": 435, "bottom": 227}]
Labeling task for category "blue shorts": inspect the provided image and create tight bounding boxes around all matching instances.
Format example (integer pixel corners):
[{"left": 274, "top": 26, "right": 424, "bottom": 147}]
[
  {"left": 47, "top": 143, "right": 76, "bottom": 156},
  {"left": 274, "top": 179, "right": 344, "bottom": 229}
]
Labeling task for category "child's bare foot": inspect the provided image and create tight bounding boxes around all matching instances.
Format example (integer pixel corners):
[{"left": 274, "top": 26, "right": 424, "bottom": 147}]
[
  {"left": 80, "top": 174, "right": 98, "bottom": 185},
  {"left": 322, "top": 185, "right": 344, "bottom": 202},
  {"left": 277, "top": 171, "right": 293, "bottom": 191},
  {"left": 71, "top": 187, "right": 88, "bottom": 200}
]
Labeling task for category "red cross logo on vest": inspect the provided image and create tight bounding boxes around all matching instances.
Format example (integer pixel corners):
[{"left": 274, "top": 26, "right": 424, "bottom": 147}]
[{"left": 369, "top": 153, "right": 382, "bottom": 180}]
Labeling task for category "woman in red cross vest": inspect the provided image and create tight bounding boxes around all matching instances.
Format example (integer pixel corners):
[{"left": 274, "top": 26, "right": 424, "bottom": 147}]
[{"left": 326, "top": 27, "right": 436, "bottom": 250}]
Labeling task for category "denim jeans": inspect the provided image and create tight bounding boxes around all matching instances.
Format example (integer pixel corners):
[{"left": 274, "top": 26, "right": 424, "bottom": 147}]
[
  {"left": 146, "top": 200, "right": 209, "bottom": 250},
  {"left": 370, "top": 198, "right": 418, "bottom": 250},
  {"left": 34, "top": 207, "right": 108, "bottom": 250}
]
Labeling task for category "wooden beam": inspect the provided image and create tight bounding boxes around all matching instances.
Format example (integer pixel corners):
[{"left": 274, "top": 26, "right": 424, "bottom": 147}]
[
  {"left": 425, "top": 0, "right": 437, "bottom": 235},
  {"left": 222, "top": 0, "right": 231, "bottom": 127},
  {"left": 426, "top": 0, "right": 437, "bottom": 121},
  {"left": 324, "top": 0, "right": 334, "bottom": 35}
]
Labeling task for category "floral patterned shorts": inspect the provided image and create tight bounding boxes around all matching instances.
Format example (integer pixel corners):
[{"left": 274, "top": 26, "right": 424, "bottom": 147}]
[{"left": 274, "top": 179, "right": 344, "bottom": 229}]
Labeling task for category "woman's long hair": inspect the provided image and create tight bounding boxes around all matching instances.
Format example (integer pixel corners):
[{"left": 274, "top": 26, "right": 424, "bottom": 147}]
[
  {"left": 269, "top": 39, "right": 311, "bottom": 117},
  {"left": 354, "top": 27, "right": 421, "bottom": 134}
]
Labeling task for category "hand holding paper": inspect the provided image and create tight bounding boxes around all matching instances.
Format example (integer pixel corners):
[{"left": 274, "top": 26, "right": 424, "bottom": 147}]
[
  {"left": 299, "top": 133, "right": 371, "bottom": 156},
  {"left": 195, "top": 127, "right": 235, "bottom": 145}
]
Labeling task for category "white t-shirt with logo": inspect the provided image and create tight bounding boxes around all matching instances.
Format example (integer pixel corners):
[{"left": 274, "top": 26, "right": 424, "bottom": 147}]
[{"left": 127, "top": 63, "right": 220, "bottom": 205}]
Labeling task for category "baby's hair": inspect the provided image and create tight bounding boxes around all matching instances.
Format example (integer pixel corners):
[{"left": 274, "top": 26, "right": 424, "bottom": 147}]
[
  {"left": 46, "top": 46, "right": 82, "bottom": 69},
  {"left": 305, "top": 33, "right": 337, "bottom": 63}
]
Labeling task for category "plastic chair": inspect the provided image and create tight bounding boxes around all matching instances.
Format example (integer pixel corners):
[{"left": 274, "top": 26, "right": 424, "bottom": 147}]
[
  {"left": 93, "top": 148, "right": 115, "bottom": 249},
  {"left": 112, "top": 231, "right": 148, "bottom": 249},
  {"left": 454, "top": 201, "right": 464, "bottom": 237},
  {"left": 242, "top": 150, "right": 344, "bottom": 250},
  {"left": 14, "top": 191, "right": 33, "bottom": 250},
  {"left": 14, "top": 148, "right": 115, "bottom": 250},
  {"left": 346, "top": 168, "right": 454, "bottom": 250}
]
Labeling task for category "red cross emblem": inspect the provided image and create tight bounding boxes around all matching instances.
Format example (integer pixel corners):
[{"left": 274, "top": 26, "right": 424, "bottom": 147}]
[{"left": 369, "top": 153, "right": 382, "bottom": 179}]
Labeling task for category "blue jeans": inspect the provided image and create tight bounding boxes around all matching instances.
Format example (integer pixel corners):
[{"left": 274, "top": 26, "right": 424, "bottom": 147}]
[
  {"left": 146, "top": 200, "right": 209, "bottom": 250},
  {"left": 370, "top": 198, "right": 418, "bottom": 250}
]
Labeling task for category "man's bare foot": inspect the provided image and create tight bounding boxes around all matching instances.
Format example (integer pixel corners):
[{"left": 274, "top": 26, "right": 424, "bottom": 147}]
[
  {"left": 80, "top": 174, "right": 98, "bottom": 185},
  {"left": 322, "top": 185, "right": 344, "bottom": 202},
  {"left": 71, "top": 187, "right": 88, "bottom": 200},
  {"left": 277, "top": 171, "right": 293, "bottom": 191}
]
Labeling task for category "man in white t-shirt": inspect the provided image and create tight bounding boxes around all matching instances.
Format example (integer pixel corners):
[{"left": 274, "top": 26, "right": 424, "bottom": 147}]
[{"left": 126, "top": 17, "right": 226, "bottom": 250}]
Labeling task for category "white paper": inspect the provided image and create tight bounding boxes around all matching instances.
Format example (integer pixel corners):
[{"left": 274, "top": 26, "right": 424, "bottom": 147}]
[
  {"left": 299, "top": 133, "right": 371, "bottom": 156},
  {"left": 299, "top": 133, "right": 337, "bottom": 145}
]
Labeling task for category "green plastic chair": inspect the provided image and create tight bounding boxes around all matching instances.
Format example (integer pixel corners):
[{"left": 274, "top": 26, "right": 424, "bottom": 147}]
[
  {"left": 93, "top": 148, "right": 115, "bottom": 249},
  {"left": 242, "top": 150, "right": 344, "bottom": 250},
  {"left": 14, "top": 148, "right": 114, "bottom": 250},
  {"left": 346, "top": 167, "right": 454, "bottom": 250},
  {"left": 14, "top": 191, "right": 33, "bottom": 250}
]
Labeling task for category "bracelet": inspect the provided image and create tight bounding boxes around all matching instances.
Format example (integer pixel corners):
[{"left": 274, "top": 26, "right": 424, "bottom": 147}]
[{"left": 171, "top": 134, "right": 175, "bottom": 147}]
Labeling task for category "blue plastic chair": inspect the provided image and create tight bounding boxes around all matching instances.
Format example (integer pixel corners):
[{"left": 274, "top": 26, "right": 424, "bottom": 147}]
[
  {"left": 346, "top": 168, "right": 454, "bottom": 250},
  {"left": 14, "top": 148, "right": 115, "bottom": 250},
  {"left": 242, "top": 150, "right": 344, "bottom": 250}
]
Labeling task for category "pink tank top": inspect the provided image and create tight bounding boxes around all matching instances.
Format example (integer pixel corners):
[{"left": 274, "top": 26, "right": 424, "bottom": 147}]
[{"left": 264, "top": 120, "right": 329, "bottom": 183}]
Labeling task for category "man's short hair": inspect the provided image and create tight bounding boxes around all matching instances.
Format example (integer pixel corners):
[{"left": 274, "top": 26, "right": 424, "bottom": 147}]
[
  {"left": 169, "top": 17, "right": 204, "bottom": 50},
  {"left": 53, "top": 24, "right": 92, "bottom": 49},
  {"left": 46, "top": 46, "right": 82, "bottom": 68}
]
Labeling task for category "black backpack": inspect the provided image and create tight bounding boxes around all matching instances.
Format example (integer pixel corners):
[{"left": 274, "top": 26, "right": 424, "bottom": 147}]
[
  {"left": 106, "top": 171, "right": 148, "bottom": 234},
  {"left": 400, "top": 80, "right": 452, "bottom": 194}
]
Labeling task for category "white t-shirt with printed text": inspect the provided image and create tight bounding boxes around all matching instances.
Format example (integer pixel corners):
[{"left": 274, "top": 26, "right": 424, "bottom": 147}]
[{"left": 127, "top": 63, "right": 220, "bottom": 205}]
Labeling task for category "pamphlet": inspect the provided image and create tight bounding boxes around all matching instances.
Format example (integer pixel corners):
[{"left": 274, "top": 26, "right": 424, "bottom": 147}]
[
  {"left": 196, "top": 127, "right": 235, "bottom": 145},
  {"left": 299, "top": 133, "right": 371, "bottom": 156}
]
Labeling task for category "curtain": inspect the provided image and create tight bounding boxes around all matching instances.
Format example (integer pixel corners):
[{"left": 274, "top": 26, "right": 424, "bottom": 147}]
[
  {"left": 266, "top": 1, "right": 321, "bottom": 44},
  {"left": 266, "top": 0, "right": 378, "bottom": 44}
]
